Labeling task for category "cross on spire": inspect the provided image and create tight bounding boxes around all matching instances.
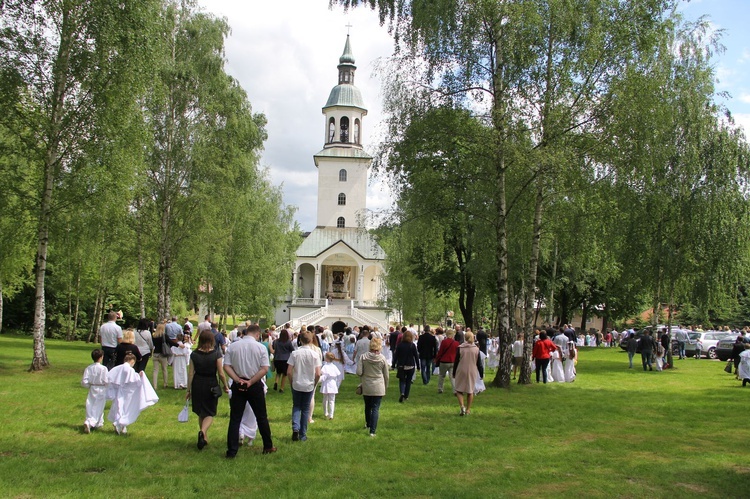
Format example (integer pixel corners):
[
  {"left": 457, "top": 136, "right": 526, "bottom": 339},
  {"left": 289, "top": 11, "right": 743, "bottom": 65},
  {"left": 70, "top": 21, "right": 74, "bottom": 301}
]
[{"left": 345, "top": 22, "right": 353, "bottom": 35}]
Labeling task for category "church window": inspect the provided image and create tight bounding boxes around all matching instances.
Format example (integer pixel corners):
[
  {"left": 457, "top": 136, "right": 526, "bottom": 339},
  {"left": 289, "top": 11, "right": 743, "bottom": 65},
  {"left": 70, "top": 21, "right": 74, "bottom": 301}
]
[
  {"left": 337, "top": 217, "right": 345, "bottom": 228},
  {"left": 338, "top": 193, "right": 346, "bottom": 205},
  {"left": 340, "top": 116, "right": 349, "bottom": 143},
  {"left": 339, "top": 169, "right": 347, "bottom": 182},
  {"left": 353, "top": 119, "right": 360, "bottom": 144},
  {"left": 328, "top": 118, "right": 335, "bottom": 143}
]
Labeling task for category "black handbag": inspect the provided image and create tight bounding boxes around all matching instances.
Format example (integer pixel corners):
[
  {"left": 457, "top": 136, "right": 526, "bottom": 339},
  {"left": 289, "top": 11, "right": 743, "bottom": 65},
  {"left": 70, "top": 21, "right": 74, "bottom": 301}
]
[
  {"left": 724, "top": 360, "right": 733, "bottom": 374},
  {"left": 210, "top": 385, "right": 223, "bottom": 398}
]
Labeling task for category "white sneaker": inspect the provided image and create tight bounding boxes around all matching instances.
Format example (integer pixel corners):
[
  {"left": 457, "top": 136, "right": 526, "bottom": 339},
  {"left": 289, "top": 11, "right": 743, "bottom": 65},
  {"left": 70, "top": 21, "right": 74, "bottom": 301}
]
[
  {"left": 369, "top": 433, "right": 376, "bottom": 437},
  {"left": 121, "top": 426, "right": 127, "bottom": 434},
  {"left": 113, "top": 423, "right": 121, "bottom": 435},
  {"left": 83, "top": 423, "right": 91, "bottom": 434}
]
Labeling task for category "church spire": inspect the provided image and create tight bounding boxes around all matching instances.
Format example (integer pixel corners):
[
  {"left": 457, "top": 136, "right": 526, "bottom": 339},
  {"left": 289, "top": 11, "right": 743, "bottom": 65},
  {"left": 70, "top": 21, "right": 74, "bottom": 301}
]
[{"left": 338, "top": 34, "right": 356, "bottom": 85}]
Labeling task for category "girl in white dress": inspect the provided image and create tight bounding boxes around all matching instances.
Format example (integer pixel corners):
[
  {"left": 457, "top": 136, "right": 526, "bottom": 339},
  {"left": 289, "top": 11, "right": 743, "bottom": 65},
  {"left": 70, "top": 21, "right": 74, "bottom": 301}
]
[
  {"left": 550, "top": 349, "right": 564, "bottom": 383},
  {"left": 320, "top": 352, "right": 342, "bottom": 419},
  {"left": 171, "top": 334, "right": 190, "bottom": 389},
  {"left": 331, "top": 340, "right": 346, "bottom": 387},
  {"left": 564, "top": 341, "right": 577, "bottom": 382},
  {"left": 107, "top": 352, "right": 158, "bottom": 434}
]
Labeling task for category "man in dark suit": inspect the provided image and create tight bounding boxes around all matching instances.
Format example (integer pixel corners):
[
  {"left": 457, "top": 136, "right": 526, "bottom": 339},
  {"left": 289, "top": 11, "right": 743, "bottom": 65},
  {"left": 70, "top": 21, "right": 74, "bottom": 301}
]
[{"left": 417, "top": 325, "right": 438, "bottom": 385}]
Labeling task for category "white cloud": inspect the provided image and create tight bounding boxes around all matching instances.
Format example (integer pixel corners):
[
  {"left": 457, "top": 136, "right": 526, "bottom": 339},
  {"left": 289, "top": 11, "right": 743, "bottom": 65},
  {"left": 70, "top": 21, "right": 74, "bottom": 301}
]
[
  {"left": 732, "top": 113, "right": 750, "bottom": 139},
  {"left": 739, "top": 93, "right": 750, "bottom": 104},
  {"left": 198, "top": 0, "right": 394, "bottom": 230}
]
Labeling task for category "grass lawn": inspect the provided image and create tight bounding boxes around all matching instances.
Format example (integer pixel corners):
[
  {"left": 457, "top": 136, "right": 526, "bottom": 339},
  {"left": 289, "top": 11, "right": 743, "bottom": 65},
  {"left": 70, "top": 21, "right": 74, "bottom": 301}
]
[{"left": 0, "top": 333, "right": 748, "bottom": 498}]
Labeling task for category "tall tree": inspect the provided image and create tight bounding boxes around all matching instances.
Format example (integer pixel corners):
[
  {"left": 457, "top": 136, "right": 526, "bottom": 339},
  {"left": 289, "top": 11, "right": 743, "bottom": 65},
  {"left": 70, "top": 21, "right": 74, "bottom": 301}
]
[
  {"left": 0, "top": 0, "right": 160, "bottom": 369},
  {"left": 335, "top": 0, "right": 675, "bottom": 387},
  {"left": 139, "top": 1, "right": 273, "bottom": 321}
]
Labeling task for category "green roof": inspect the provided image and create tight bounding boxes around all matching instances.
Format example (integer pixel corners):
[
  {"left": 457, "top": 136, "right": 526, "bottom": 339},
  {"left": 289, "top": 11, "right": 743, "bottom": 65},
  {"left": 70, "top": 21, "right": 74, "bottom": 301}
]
[
  {"left": 314, "top": 147, "right": 372, "bottom": 164},
  {"left": 339, "top": 35, "right": 355, "bottom": 65},
  {"left": 323, "top": 84, "right": 366, "bottom": 111},
  {"left": 297, "top": 227, "right": 386, "bottom": 260}
]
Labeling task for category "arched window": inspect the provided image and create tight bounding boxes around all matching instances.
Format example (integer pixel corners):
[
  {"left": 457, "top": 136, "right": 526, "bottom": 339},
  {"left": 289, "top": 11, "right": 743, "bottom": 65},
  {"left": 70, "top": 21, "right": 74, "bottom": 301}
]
[
  {"left": 337, "top": 217, "right": 345, "bottom": 228},
  {"left": 338, "top": 193, "right": 346, "bottom": 205},
  {"left": 340, "top": 116, "right": 349, "bottom": 143},
  {"left": 328, "top": 118, "right": 335, "bottom": 143},
  {"left": 353, "top": 119, "right": 360, "bottom": 144},
  {"left": 339, "top": 169, "right": 347, "bottom": 182}
]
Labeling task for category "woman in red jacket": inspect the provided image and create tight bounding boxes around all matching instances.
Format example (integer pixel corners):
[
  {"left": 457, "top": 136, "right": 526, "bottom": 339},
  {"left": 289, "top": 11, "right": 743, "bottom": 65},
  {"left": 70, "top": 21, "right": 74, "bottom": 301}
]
[
  {"left": 434, "top": 329, "right": 459, "bottom": 394},
  {"left": 532, "top": 331, "right": 559, "bottom": 384}
]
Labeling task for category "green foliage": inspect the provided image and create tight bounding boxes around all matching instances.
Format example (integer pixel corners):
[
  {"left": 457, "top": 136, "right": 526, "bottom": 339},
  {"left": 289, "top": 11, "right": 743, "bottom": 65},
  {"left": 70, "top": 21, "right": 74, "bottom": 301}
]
[{"left": 2, "top": 332, "right": 750, "bottom": 496}]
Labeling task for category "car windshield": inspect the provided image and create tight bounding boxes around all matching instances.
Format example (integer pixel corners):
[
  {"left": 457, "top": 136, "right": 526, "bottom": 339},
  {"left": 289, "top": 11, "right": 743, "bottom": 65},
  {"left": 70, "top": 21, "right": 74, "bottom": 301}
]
[{"left": 688, "top": 333, "right": 701, "bottom": 340}]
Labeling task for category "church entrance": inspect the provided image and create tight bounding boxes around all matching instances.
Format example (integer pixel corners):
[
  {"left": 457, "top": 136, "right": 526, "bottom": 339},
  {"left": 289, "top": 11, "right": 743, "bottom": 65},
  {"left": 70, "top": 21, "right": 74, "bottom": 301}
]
[{"left": 331, "top": 321, "right": 347, "bottom": 334}]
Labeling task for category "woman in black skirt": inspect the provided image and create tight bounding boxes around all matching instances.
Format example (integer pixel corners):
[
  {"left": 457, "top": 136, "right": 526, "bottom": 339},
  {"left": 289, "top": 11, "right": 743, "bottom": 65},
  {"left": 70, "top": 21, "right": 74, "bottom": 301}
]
[{"left": 187, "top": 330, "right": 229, "bottom": 450}]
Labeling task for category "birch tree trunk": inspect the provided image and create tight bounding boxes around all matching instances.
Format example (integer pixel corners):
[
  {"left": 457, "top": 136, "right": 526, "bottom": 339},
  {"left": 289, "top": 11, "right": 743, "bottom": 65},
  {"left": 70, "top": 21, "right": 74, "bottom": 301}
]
[
  {"left": 29, "top": 3, "right": 82, "bottom": 370},
  {"left": 520, "top": 180, "right": 544, "bottom": 385}
]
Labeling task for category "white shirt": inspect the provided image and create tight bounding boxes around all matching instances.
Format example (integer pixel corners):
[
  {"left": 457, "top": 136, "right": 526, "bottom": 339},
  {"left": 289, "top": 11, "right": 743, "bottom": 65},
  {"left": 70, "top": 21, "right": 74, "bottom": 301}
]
[
  {"left": 223, "top": 336, "right": 269, "bottom": 379},
  {"left": 512, "top": 340, "right": 524, "bottom": 357},
  {"left": 287, "top": 345, "right": 321, "bottom": 393},
  {"left": 99, "top": 321, "right": 122, "bottom": 348},
  {"left": 197, "top": 320, "right": 212, "bottom": 334},
  {"left": 554, "top": 333, "right": 569, "bottom": 356}
]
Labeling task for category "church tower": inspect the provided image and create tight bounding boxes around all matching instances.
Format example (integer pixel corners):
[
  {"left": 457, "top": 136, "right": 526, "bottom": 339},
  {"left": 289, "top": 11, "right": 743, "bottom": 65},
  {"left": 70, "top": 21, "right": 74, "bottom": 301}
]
[
  {"left": 314, "top": 34, "right": 371, "bottom": 229},
  {"left": 275, "top": 35, "right": 389, "bottom": 334}
]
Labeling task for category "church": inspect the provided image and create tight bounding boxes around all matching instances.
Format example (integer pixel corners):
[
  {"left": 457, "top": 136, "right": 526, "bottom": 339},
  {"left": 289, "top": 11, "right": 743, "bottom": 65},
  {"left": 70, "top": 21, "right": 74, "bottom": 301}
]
[{"left": 274, "top": 35, "right": 390, "bottom": 333}]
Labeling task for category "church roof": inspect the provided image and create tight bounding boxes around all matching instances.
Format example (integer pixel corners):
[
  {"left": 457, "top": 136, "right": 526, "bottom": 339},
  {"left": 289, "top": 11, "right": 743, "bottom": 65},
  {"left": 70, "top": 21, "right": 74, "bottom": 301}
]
[
  {"left": 339, "top": 35, "right": 355, "bottom": 65},
  {"left": 296, "top": 227, "right": 386, "bottom": 260},
  {"left": 313, "top": 147, "right": 372, "bottom": 164},
  {"left": 323, "top": 84, "right": 366, "bottom": 111}
]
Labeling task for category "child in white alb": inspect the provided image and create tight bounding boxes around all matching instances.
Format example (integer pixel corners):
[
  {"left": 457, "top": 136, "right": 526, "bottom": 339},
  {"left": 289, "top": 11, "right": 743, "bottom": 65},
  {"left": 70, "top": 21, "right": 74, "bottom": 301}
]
[
  {"left": 81, "top": 349, "right": 108, "bottom": 433},
  {"left": 107, "top": 352, "right": 159, "bottom": 434},
  {"left": 319, "top": 352, "right": 341, "bottom": 420},
  {"left": 171, "top": 334, "right": 189, "bottom": 389}
]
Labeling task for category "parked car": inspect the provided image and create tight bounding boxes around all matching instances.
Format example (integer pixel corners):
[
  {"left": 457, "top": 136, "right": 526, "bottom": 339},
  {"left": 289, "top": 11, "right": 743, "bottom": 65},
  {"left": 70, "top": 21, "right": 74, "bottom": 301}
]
[
  {"left": 716, "top": 335, "right": 746, "bottom": 361},
  {"left": 683, "top": 331, "right": 735, "bottom": 359}
]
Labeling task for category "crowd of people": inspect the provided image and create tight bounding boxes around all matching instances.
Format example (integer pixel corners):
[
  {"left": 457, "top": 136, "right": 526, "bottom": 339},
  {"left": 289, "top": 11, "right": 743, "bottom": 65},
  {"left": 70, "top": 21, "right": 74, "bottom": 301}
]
[
  {"left": 84, "top": 314, "right": 496, "bottom": 456},
  {"left": 86, "top": 312, "right": 750, "bottom": 457}
]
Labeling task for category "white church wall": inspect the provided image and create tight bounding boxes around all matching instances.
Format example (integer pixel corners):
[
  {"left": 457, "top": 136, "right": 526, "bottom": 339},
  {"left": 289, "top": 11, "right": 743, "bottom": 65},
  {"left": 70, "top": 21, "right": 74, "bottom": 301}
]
[{"left": 316, "top": 160, "right": 368, "bottom": 228}]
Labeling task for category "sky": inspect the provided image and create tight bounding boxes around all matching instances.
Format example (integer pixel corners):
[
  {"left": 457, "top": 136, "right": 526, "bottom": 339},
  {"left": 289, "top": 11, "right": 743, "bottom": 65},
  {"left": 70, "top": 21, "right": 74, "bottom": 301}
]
[{"left": 197, "top": 0, "right": 750, "bottom": 231}]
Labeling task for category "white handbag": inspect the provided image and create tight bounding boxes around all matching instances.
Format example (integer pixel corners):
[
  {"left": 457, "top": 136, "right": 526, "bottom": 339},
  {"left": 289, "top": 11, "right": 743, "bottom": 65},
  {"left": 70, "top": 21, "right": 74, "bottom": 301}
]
[{"left": 178, "top": 402, "right": 189, "bottom": 423}]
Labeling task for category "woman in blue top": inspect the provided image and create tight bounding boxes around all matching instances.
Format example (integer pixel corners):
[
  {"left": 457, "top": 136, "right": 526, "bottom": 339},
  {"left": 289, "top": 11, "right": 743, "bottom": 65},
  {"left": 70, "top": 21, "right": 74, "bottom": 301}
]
[{"left": 272, "top": 329, "right": 295, "bottom": 393}]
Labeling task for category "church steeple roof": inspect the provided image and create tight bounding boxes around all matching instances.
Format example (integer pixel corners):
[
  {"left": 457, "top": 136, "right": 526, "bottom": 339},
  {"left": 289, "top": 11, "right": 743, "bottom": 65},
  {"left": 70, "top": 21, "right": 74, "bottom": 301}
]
[
  {"left": 324, "top": 35, "right": 366, "bottom": 112},
  {"left": 339, "top": 34, "right": 355, "bottom": 65}
]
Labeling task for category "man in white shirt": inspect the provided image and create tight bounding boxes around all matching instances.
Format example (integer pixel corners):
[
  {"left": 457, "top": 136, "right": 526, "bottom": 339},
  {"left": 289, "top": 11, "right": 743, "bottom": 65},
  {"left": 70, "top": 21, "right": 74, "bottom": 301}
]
[
  {"left": 197, "top": 314, "right": 212, "bottom": 334},
  {"left": 287, "top": 332, "right": 321, "bottom": 442},
  {"left": 554, "top": 330, "right": 570, "bottom": 359},
  {"left": 223, "top": 324, "right": 276, "bottom": 457},
  {"left": 99, "top": 311, "right": 122, "bottom": 369}
]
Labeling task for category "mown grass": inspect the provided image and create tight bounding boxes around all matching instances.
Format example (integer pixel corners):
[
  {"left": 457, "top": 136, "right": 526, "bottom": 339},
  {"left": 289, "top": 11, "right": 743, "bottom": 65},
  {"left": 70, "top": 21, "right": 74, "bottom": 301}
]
[{"left": 0, "top": 333, "right": 748, "bottom": 498}]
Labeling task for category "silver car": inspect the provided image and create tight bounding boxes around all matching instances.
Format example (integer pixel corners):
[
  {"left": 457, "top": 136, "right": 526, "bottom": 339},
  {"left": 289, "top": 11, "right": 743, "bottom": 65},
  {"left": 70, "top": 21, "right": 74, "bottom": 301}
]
[{"left": 685, "top": 331, "right": 735, "bottom": 359}]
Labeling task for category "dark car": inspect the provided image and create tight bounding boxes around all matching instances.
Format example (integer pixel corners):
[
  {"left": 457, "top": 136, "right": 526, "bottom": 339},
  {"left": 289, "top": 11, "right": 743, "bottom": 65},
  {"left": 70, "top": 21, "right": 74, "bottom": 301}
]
[{"left": 716, "top": 335, "right": 746, "bottom": 361}]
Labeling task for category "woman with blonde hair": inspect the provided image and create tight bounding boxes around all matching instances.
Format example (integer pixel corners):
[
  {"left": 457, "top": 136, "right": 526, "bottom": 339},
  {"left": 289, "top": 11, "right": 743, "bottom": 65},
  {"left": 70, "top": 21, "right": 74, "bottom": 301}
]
[
  {"left": 115, "top": 329, "right": 142, "bottom": 367},
  {"left": 152, "top": 321, "right": 171, "bottom": 389},
  {"left": 453, "top": 331, "right": 483, "bottom": 416},
  {"left": 356, "top": 337, "right": 389, "bottom": 437}
]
